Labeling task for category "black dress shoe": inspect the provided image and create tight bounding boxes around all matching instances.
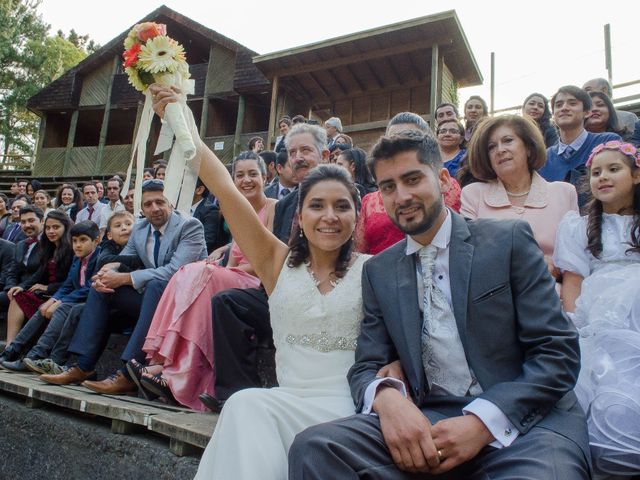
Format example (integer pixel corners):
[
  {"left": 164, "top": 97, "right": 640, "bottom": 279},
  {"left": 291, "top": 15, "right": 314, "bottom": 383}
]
[
  {"left": 0, "top": 348, "right": 21, "bottom": 365},
  {"left": 199, "top": 393, "right": 225, "bottom": 413}
]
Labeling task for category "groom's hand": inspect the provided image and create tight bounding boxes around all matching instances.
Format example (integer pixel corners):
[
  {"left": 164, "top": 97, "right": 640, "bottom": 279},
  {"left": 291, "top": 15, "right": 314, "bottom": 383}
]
[
  {"left": 373, "top": 387, "right": 440, "bottom": 473},
  {"left": 430, "top": 414, "right": 495, "bottom": 474}
]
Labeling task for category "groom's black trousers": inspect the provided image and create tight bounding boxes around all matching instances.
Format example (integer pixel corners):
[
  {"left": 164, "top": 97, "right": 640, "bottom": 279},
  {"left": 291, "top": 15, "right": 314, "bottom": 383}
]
[{"left": 211, "top": 287, "right": 273, "bottom": 401}]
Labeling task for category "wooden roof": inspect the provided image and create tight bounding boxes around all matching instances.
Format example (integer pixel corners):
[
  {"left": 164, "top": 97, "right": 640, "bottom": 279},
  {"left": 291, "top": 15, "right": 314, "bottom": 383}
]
[
  {"left": 253, "top": 10, "right": 482, "bottom": 104},
  {"left": 27, "top": 5, "right": 269, "bottom": 112}
]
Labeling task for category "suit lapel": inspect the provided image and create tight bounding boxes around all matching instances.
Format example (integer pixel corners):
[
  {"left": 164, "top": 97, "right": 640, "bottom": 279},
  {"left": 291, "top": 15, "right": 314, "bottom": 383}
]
[
  {"left": 394, "top": 242, "right": 426, "bottom": 393},
  {"left": 448, "top": 213, "right": 473, "bottom": 354}
]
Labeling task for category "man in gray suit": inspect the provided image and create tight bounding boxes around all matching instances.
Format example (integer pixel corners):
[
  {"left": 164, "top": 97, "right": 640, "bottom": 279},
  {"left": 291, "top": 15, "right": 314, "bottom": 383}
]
[
  {"left": 41, "top": 179, "right": 207, "bottom": 393},
  {"left": 289, "top": 132, "right": 590, "bottom": 478}
]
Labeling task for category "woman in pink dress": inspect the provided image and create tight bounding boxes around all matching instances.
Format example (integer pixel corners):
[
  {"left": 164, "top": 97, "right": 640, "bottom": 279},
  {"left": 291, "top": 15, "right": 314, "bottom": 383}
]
[
  {"left": 133, "top": 152, "right": 276, "bottom": 410},
  {"left": 460, "top": 115, "right": 578, "bottom": 278}
]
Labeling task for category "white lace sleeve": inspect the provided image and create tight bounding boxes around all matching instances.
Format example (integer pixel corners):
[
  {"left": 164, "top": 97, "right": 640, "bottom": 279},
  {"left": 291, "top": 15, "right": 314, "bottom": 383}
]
[{"left": 553, "top": 211, "right": 590, "bottom": 278}]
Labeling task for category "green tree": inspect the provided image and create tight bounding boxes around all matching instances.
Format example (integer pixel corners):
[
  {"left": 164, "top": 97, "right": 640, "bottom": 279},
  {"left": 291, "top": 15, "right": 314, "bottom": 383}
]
[{"left": 0, "top": 0, "right": 95, "bottom": 164}]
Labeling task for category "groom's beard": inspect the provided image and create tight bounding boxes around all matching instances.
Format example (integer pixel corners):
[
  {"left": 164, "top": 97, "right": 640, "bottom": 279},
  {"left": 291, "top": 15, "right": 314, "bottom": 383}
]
[{"left": 391, "top": 196, "right": 444, "bottom": 236}]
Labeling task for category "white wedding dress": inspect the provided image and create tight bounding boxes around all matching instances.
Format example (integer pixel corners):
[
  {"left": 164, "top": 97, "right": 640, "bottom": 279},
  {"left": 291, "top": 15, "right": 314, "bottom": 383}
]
[
  {"left": 194, "top": 254, "right": 369, "bottom": 479},
  {"left": 554, "top": 212, "right": 640, "bottom": 476}
]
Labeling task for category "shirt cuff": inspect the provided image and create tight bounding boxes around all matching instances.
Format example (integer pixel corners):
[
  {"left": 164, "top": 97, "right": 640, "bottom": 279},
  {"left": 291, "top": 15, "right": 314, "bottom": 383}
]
[
  {"left": 129, "top": 271, "right": 141, "bottom": 291},
  {"left": 463, "top": 398, "right": 519, "bottom": 448},
  {"left": 361, "top": 377, "right": 407, "bottom": 415}
]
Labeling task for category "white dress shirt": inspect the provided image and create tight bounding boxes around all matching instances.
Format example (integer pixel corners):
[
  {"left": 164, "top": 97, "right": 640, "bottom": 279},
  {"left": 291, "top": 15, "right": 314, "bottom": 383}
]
[
  {"left": 132, "top": 221, "right": 169, "bottom": 291},
  {"left": 361, "top": 210, "right": 518, "bottom": 448},
  {"left": 190, "top": 199, "right": 204, "bottom": 217},
  {"left": 76, "top": 201, "right": 106, "bottom": 224},
  {"left": 99, "top": 200, "right": 125, "bottom": 229},
  {"left": 557, "top": 128, "right": 588, "bottom": 156}
]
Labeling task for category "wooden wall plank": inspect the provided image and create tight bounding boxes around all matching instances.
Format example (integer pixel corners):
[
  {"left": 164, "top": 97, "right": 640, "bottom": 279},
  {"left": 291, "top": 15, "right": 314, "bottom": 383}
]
[{"left": 79, "top": 61, "right": 112, "bottom": 107}]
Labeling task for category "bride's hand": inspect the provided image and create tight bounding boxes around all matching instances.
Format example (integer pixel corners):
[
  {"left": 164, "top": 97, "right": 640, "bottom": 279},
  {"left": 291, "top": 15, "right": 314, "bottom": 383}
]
[{"left": 149, "top": 84, "right": 181, "bottom": 119}]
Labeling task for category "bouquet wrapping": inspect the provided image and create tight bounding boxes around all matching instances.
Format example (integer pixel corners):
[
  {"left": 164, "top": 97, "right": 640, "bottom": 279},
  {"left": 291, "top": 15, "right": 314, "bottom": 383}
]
[{"left": 122, "top": 22, "right": 200, "bottom": 214}]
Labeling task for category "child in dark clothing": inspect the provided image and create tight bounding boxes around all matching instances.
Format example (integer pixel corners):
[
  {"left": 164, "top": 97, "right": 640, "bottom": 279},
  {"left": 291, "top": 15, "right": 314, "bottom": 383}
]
[
  {"left": 21, "top": 214, "right": 138, "bottom": 374},
  {"left": 0, "top": 221, "right": 101, "bottom": 372}
]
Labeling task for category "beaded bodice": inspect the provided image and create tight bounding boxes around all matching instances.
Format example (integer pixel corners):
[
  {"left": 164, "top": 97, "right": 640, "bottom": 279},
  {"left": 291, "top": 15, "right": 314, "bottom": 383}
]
[{"left": 269, "top": 254, "right": 369, "bottom": 354}]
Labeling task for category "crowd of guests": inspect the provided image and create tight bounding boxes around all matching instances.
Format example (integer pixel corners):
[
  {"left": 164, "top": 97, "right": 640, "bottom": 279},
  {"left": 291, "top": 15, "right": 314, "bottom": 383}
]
[{"left": 0, "top": 75, "right": 638, "bottom": 478}]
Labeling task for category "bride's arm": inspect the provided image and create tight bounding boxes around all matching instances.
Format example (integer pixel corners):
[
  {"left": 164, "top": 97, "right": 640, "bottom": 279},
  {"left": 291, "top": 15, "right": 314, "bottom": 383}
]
[{"left": 150, "top": 85, "right": 288, "bottom": 294}]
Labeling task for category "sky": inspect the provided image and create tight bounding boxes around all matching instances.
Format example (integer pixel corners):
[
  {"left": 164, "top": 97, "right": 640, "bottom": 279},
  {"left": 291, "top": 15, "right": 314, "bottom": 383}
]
[{"left": 37, "top": 0, "right": 639, "bottom": 113}]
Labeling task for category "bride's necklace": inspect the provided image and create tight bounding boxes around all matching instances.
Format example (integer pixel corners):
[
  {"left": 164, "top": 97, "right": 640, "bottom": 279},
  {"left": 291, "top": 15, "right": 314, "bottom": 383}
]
[
  {"left": 305, "top": 262, "right": 339, "bottom": 288},
  {"left": 505, "top": 189, "right": 530, "bottom": 198}
]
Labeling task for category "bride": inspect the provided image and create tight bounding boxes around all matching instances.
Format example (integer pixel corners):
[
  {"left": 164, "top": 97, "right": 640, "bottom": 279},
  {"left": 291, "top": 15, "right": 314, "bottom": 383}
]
[{"left": 150, "top": 84, "right": 378, "bottom": 479}]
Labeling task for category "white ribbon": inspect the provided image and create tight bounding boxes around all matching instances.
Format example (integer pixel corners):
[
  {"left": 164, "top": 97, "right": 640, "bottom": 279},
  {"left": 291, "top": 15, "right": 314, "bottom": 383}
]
[{"left": 125, "top": 76, "right": 199, "bottom": 216}]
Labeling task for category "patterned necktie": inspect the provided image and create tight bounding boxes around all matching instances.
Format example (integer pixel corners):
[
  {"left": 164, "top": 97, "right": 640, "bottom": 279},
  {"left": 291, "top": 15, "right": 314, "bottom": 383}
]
[
  {"left": 280, "top": 188, "right": 290, "bottom": 199},
  {"left": 88, "top": 205, "right": 94, "bottom": 220},
  {"left": 562, "top": 145, "right": 575, "bottom": 159},
  {"left": 153, "top": 230, "right": 162, "bottom": 267},
  {"left": 419, "top": 244, "right": 473, "bottom": 396}
]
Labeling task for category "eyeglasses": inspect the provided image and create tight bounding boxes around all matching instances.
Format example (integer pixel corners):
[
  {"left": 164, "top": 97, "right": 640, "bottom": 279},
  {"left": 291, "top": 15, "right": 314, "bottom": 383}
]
[{"left": 437, "top": 128, "right": 461, "bottom": 135}]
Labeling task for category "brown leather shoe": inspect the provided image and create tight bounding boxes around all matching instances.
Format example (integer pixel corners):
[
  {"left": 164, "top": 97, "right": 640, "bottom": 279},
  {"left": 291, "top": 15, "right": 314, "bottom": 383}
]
[
  {"left": 82, "top": 371, "right": 136, "bottom": 395},
  {"left": 40, "top": 366, "right": 96, "bottom": 385}
]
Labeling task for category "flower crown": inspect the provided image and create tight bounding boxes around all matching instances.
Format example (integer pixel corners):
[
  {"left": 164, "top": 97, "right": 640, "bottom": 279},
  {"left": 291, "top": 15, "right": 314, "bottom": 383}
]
[{"left": 586, "top": 140, "right": 640, "bottom": 168}]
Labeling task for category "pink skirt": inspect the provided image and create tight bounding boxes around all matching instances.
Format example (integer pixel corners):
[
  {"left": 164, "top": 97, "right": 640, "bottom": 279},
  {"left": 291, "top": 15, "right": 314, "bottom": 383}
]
[{"left": 143, "top": 261, "right": 260, "bottom": 411}]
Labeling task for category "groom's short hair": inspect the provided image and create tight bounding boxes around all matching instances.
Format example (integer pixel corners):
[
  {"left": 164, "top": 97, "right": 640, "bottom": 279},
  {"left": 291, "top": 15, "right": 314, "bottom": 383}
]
[{"left": 367, "top": 130, "right": 443, "bottom": 181}]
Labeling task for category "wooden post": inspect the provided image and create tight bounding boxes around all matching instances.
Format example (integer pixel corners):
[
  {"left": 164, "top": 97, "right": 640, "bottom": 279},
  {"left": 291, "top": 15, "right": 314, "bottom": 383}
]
[
  {"left": 200, "top": 45, "right": 215, "bottom": 140},
  {"left": 490, "top": 52, "right": 495, "bottom": 115},
  {"left": 430, "top": 44, "right": 439, "bottom": 124},
  {"left": 200, "top": 98, "right": 210, "bottom": 140},
  {"left": 96, "top": 56, "right": 119, "bottom": 174},
  {"left": 170, "top": 438, "right": 200, "bottom": 457},
  {"left": 128, "top": 100, "right": 145, "bottom": 170},
  {"left": 604, "top": 24, "right": 613, "bottom": 85},
  {"left": 233, "top": 95, "right": 245, "bottom": 158},
  {"left": 63, "top": 110, "right": 79, "bottom": 176},
  {"left": 437, "top": 54, "right": 444, "bottom": 108},
  {"left": 33, "top": 115, "right": 47, "bottom": 174},
  {"left": 267, "top": 76, "right": 279, "bottom": 149}
]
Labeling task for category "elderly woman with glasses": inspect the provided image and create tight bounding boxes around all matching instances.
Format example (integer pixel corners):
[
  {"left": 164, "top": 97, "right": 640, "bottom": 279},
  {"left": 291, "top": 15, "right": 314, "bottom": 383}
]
[
  {"left": 436, "top": 119, "right": 466, "bottom": 177},
  {"left": 460, "top": 115, "right": 578, "bottom": 279}
]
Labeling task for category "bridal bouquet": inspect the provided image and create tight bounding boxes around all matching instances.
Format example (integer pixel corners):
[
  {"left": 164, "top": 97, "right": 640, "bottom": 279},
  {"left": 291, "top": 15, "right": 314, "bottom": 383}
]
[
  {"left": 122, "top": 22, "right": 200, "bottom": 213},
  {"left": 123, "top": 22, "right": 196, "bottom": 159}
]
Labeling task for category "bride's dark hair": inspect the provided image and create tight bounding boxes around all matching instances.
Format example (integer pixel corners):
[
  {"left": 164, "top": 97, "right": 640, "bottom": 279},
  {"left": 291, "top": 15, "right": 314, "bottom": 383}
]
[{"left": 287, "top": 165, "right": 361, "bottom": 278}]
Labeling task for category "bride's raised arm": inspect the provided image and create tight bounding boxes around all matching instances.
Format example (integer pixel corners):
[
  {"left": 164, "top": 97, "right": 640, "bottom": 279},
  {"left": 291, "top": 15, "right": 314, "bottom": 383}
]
[{"left": 149, "top": 84, "right": 289, "bottom": 293}]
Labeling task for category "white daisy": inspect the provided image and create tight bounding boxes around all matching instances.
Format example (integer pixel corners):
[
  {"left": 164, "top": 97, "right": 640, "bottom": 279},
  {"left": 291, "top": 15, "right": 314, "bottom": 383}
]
[{"left": 138, "top": 36, "right": 186, "bottom": 74}]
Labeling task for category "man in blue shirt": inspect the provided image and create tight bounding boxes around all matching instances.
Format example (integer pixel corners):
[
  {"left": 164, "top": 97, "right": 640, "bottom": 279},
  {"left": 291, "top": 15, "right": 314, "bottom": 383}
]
[{"left": 539, "top": 85, "right": 620, "bottom": 207}]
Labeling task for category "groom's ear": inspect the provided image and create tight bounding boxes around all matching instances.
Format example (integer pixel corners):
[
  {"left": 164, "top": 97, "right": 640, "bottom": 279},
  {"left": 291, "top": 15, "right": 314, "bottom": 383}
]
[{"left": 438, "top": 167, "right": 451, "bottom": 194}]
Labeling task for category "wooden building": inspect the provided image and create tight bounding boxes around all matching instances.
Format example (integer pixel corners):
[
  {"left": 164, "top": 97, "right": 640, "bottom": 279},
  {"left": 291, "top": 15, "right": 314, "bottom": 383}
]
[
  {"left": 255, "top": 10, "right": 482, "bottom": 153},
  {"left": 28, "top": 7, "right": 481, "bottom": 176},
  {"left": 27, "top": 5, "right": 271, "bottom": 176}
]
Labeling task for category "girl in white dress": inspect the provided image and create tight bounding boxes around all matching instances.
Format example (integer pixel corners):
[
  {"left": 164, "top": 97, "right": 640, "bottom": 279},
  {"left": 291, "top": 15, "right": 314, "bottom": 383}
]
[{"left": 553, "top": 141, "right": 640, "bottom": 477}]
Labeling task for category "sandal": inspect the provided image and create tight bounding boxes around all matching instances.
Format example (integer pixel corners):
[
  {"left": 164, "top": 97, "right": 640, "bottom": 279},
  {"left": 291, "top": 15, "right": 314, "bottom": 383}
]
[
  {"left": 140, "top": 373, "right": 177, "bottom": 405},
  {"left": 125, "top": 359, "right": 157, "bottom": 401}
]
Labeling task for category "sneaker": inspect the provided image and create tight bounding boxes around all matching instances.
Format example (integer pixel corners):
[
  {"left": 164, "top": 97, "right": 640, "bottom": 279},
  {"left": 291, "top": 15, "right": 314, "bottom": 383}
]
[
  {"left": 1, "top": 358, "right": 29, "bottom": 372},
  {"left": 24, "top": 358, "right": 66, "bottom": 375}
]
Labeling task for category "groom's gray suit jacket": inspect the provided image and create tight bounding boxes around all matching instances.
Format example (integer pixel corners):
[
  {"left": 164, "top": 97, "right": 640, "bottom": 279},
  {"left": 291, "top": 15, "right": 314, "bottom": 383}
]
[{"left": 348, "top": 212, "right": 589, "bottom": 459}]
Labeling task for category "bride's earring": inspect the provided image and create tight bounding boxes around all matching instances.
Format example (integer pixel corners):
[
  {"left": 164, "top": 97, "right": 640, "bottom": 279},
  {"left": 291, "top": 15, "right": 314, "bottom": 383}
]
[{"left": 299, "top": 228, "right": 304, "bottom": 238}]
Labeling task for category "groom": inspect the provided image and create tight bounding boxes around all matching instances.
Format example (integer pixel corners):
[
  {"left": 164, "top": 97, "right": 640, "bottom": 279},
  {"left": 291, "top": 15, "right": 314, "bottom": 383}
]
[{"left": 289, "top": 131, "right": 590, "bottom": 478}]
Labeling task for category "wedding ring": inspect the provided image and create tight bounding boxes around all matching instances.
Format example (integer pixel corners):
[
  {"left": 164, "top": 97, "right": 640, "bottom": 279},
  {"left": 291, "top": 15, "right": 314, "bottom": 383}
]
[{"left": 437, "top": 449, "right": 444, "bottom": 462}]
